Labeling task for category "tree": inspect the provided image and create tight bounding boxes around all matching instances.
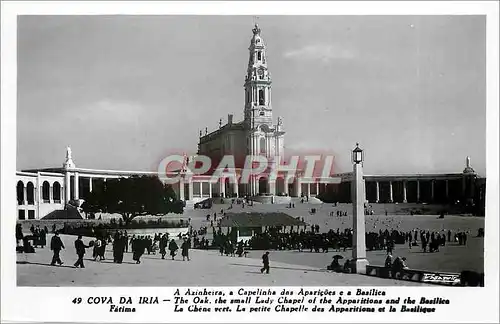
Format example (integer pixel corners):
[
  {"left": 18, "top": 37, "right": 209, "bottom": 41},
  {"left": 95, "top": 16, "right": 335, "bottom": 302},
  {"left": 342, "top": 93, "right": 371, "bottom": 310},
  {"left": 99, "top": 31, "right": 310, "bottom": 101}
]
[{"left": 81, "top": 175, "right": 184, "bottom": 225}]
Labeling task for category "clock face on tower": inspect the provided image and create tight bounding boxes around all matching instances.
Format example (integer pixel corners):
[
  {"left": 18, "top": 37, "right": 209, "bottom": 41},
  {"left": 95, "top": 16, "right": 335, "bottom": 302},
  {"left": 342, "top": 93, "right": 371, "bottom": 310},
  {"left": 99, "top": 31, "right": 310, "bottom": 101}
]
[{"left": 258, "top": 69, "right": 264, "bottom": 77}]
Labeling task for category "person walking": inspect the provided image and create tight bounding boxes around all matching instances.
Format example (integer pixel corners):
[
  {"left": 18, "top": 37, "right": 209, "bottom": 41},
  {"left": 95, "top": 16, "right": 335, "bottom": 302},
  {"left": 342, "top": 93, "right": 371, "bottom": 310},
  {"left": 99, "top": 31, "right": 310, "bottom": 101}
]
[
  {"left": 74, "top": 235, "right": 89, "bottom": 268},
  {"left": 260, "top": 251, "right": 270, "bottom": 274},
  {"left": 168, "top": 239, "right": 179, "bottom": 260},
  {"left": 50, "top": 232, "right": 65, "bottom": 266},
  {"left": 159, "top": 234, "right": 168, "bottom": 259},
  {"left": 181, "top": 238, "right": 190, "bottom": 261}
]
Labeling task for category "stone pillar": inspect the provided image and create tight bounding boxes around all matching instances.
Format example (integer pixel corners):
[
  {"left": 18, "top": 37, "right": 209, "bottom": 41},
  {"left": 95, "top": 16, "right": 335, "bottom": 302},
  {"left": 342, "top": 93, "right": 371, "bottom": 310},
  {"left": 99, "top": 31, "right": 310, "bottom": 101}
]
[
  {"left": 208, "top": 181, "right": 213, "bottom": 198},
  {"left": 389, "top": 181, "right": 393, "bottom": 203},
  {"left": 220, "top": 179, "right": 226, "bottom": 198},
  {"left": 417, "top": 180, "right": 420, "bottom": 203},
  {"left": 352, "top": 162, "right": 369, "bottom": 274},
  {"left": 89, "top": 178, "right": 93, "bottom": 193},
  {"left": 235, "top": 178, "right": 239, "bottom": 197},
  {"left": 49, "top": 184, "right": 54, "bottom": 203},
  {"left": 65, "top": 172, "right": 71, "bottom": 203},
  {"left": 283, "top": 178, "right": 289, "bottom": 195},
  {"left": 269, "top": 179, "right": 276, "bottom": 196},
  {"left": 296, "top": 178, "right": 302, "bottom": 197},
  {"left": 445, "top": 180, "right": 449, "bottom": 201},
  {"left": 306, "top": 182, "right": 311, "bottom": 197},
  {"left": 179, "top": 177, "right": 185, "bottom": 200},
  {"left": 403, "top": 181, "right": 407, "bottom": 203},
  {"left": 188, "top": 179, "right": 194, "bottom": 201},
  {"left": 431, "top": 180, "right": 435, "bottom": 202},
  {"left": 74, "top": 172, "right": 79, "bottom": 200},
  {"left": 199, "top": 182, "right": 203, "bottom": 198},
  {"left": 375, "top": 181, "right": 380, "bottom": 203},
  {"left": 316, "top": 182, "right": 319, "bottom": 196}
]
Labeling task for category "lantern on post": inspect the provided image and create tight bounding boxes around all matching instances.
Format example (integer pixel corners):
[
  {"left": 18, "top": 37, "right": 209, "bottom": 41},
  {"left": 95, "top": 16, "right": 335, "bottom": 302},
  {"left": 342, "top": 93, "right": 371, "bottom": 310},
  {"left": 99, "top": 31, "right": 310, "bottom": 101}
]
[{"left": 352, "top": 143, "right": 363, "bottom": 164}]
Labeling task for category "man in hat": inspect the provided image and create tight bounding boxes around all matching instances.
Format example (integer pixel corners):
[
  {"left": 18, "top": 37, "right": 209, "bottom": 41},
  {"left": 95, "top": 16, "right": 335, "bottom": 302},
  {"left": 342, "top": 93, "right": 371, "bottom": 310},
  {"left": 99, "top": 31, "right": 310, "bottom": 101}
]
[
  {"left": 50, "top": 231, "right": 65, "bottom": 266},
  {"left": 74, "top": 235, "right": 90, "bottom": 268},
  {"left": 260, "top": 251, "right": 270, "bottom": 274}
]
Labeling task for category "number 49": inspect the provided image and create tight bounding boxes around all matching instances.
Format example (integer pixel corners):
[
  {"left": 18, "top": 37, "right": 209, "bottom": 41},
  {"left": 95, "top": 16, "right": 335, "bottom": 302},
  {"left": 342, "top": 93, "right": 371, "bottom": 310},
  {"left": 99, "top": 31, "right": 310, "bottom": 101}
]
[{"left": 72, "top": 297, "right": 82, "bottom": 304}]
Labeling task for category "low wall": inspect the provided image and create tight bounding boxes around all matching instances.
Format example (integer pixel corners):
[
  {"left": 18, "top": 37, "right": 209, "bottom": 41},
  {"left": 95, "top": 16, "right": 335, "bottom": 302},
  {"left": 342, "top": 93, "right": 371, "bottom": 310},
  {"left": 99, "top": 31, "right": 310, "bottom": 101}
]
[
  {"left": 108, "top": 227, "right": 190, "bottom": 237},
  {"left": 250, "top": 195, "right": 292, "bottom": 204},
  {"left": 17, "top": 219, "right": 188, "bottom": 237}
]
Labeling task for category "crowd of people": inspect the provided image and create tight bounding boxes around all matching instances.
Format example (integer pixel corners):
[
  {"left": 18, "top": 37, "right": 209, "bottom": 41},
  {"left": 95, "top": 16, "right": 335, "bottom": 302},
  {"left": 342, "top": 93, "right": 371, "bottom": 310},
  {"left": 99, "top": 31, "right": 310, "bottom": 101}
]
[{"left": 15, "top": 198, "right": 478, "bottom": 276}]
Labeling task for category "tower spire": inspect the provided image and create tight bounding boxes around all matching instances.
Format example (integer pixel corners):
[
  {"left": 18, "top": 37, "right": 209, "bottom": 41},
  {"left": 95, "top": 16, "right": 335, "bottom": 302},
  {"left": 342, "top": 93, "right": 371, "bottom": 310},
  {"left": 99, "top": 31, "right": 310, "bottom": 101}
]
[{"left": 244, "top": 23, "right": 272, "bottom": 127}]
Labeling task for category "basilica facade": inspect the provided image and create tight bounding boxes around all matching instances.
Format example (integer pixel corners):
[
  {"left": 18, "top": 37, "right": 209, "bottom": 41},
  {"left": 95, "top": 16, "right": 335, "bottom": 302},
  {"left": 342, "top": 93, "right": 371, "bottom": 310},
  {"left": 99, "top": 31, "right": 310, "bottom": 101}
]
[{"left": 197, "top": 24, "right": 286, "bottom": 196}]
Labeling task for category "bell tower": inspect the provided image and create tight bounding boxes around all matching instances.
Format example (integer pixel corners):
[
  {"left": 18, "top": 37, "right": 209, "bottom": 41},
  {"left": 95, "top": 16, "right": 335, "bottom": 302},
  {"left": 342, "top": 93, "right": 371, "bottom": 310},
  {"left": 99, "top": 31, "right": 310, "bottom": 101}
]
[{"left": 244, "top": 24, "right": 273, "bottom": 128}]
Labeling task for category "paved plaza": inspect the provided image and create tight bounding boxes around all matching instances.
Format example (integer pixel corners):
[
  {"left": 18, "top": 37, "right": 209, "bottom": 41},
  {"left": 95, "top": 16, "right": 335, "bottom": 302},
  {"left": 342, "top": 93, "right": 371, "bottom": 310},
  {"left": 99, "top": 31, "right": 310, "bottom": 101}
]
[
  {"left": 176, "top": 201, "right": 484, "bottom": 272},
  {"left": 17, "top": 201, "right": 484, "bottom": 286},
  {"left": 18, "top": 234, "right": 427, "bottom": 287}
]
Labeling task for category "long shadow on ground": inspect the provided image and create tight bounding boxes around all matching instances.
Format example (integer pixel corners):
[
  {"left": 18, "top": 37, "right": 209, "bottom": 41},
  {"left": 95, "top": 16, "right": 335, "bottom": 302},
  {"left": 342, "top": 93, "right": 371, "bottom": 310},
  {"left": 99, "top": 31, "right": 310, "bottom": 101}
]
[
  {"left": 17, "top": 261, "right": 76, "bottom": 269},
  {"left": 230, "top": 263, "right": 329, "bottom": 273}
]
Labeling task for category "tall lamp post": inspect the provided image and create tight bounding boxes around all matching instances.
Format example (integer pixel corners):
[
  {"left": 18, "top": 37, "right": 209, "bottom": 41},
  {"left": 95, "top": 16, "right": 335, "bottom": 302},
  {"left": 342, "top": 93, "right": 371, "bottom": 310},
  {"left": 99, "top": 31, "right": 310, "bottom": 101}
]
[{"left": 352, "top": 143, "right": 369, "bottom": 274}]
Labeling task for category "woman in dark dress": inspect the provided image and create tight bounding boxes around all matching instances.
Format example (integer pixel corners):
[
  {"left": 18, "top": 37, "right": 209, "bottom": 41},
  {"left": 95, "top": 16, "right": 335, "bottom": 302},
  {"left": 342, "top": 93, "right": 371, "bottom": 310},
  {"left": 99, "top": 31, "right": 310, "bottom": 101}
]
[
  {"left": 181, "top": 238, "right": 190, "bottom": 261},
  {"left": 168, "top": 239, "right": 178, "bottom": 260}
]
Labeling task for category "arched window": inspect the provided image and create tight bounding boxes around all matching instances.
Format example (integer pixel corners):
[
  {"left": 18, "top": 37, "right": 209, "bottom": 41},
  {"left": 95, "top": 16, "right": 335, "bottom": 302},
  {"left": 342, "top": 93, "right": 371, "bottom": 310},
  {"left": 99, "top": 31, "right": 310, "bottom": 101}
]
[
  {"left": 26, "top": 182, "right": 35, "bottom": 205},
  {"left": 53, "top": 182, "right": 61, "bottom": 202},
  {"left": 42, "top": 181, "right": 50, "bottom": 203},
  {"left": 257, "top": 51, "right": 262, "bottom": 61},
  {"left": 259, "top": 89, "right": 265, "bottom": 105},
  {"left": 260, "top": 137, "right": 266, "bottom": 154},
  {"left": 17, "top": 181, "right": 24, "bottom": 205}
]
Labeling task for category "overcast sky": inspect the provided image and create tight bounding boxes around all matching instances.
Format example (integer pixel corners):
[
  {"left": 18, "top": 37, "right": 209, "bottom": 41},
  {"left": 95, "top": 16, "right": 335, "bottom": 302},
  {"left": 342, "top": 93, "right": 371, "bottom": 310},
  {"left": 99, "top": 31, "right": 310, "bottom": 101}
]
[{"left": 17, "top": 15, "right": 486, "bottom": 176}]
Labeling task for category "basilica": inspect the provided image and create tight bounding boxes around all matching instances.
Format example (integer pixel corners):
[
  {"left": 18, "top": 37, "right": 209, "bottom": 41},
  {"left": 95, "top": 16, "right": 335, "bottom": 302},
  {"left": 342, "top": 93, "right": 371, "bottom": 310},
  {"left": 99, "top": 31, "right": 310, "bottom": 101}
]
[
  {"left": 15, "top": 24, "right": 484, "bottom": 220},
  {"left": 196, "top": 24, "right": 286, "bottom": 197}
]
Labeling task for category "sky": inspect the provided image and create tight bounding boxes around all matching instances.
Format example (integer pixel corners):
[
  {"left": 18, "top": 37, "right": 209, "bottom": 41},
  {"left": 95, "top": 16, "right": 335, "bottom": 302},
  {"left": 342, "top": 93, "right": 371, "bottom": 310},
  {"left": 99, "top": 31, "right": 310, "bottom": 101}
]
[{"left": 17, "top": 15, "right": 486, "bottom": 176}]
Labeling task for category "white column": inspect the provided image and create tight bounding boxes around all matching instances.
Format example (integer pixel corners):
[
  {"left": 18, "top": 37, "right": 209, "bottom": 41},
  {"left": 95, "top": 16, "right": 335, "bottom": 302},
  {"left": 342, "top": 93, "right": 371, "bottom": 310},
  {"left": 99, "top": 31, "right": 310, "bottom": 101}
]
[
  {"left": 233, "top": 179, "right": 240, "bottom": 197},
  {"left": 375, "top": 181, "right": 380, "bottom": 203},
  {"left": 89, "top": 178, "right": 93, "bottom": 192},
  {"left": 199, "top": 182, "right": 203, "bottom": 198},
  {"left": 209, "top": 181, "right": 213, "bottom": 198},
  {"left": 220, "top": 178, "right": 226, "bottom": 198},
  {"left": 49, "top": 184, "right": 54, "bottom": 203},
  {"left": 188, "top": 179, "right": 193, "bottom": 201},
  {"left": 316, "top": 182, "right": 319, "bottom": 196},
  {"left": 283, "top": 178, "right": 289, "bottom": 195},
  {"left": 417, "top": 180, "right": 421, "bottom": 202},
  {"left": 74, "top": 172, "right": 79, "bottom": 200},
  {"left": 403, "top": 181, "right": 407, "bottom": 203},
  {"left": 269, "top": 179, "right": 276, "bottom": 196},
  {"left": 179, "top": 177, "right": 185, "bottom": 200},
  {"left": 352, "top": 162, "right": 369, "bottom": 274},
  {"left": 65, "top": 172, "right": 71, "bottom": 203},
  {"left": 296, "top": 178, "right": 302, "bottom": 197},
  {"left": 389, "top": 181, "right": 393, "bottom": 203},
  {"left": 306, "top": 182, "right": 311, "bottom": 197}
]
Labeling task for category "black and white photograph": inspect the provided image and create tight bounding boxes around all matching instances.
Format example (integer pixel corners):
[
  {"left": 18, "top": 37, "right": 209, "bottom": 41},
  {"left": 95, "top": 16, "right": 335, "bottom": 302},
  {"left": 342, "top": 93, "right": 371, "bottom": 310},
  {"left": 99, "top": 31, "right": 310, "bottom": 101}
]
[{"left": 1, "top": 1, "right": 499, "bottom": 323}]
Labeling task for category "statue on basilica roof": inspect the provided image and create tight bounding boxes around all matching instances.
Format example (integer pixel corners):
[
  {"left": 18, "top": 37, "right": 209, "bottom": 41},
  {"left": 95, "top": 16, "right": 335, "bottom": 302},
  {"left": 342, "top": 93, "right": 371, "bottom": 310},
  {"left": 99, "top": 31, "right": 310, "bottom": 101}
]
[
  {"left": 252, "top": 23, "right": 261, "bottom": 35},
  {"left": 63, "top": 145, "right": 75, "bottom": 169}
]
